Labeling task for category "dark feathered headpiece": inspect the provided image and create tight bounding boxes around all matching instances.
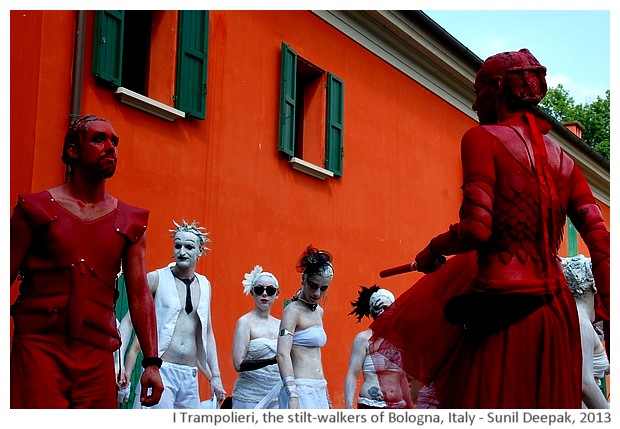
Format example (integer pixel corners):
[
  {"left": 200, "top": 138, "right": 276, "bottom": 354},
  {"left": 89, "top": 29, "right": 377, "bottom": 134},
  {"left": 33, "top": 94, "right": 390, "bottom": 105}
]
[
  {"left": 348, "top": 284, "right": 381, "bottom": 323},
  {"left": 296, "top": 245, "right": 334, "bottom": 278}
]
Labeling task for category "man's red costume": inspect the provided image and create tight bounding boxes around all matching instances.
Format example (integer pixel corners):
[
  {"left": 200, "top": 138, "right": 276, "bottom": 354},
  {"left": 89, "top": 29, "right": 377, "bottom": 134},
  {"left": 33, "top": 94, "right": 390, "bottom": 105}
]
[
  {"left": 10, "top": 191, "right": 148, "bottom": 408},
  {"left": 371, "top": 49, "right": 610, "bottom": 408}
]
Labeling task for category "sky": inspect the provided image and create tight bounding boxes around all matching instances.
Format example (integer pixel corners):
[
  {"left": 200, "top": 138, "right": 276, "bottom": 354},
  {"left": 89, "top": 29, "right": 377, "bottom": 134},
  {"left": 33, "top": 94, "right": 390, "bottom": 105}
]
[{"left": 423, "top": 9, "right": 611, "bottom": 105}]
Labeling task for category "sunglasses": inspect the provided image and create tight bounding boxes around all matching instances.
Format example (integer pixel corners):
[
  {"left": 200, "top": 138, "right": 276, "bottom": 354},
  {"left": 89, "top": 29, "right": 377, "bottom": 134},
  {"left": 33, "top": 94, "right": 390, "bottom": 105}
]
[{"left": 253, "top": 285, "right": 278, "bottom": 296}]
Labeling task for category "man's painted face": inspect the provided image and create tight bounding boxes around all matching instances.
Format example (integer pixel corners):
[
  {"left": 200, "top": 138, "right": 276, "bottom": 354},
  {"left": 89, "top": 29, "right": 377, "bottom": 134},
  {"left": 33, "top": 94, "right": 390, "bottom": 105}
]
[
  {"left": 80, "top": 120, "right": 119, "bottom": 178},
  {"left": 173, "top": 231, "right": 201, "bottom": 268}
]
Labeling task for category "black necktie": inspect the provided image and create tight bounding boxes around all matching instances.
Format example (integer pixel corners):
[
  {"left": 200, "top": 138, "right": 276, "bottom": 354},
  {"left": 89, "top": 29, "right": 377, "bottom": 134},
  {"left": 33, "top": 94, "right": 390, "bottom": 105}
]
[
  {"left": 182, "top": 278, "right": 193, "bottom": 314},
  {"left": 171, "top": 269, "right": 195, "bottom": 314}
]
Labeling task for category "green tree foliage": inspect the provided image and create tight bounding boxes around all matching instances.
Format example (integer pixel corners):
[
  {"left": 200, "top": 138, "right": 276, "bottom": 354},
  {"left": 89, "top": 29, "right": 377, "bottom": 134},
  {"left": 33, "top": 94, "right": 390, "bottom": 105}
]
[
  {"left": 539, "top": 84, "right": 610, "bottom": 161},
  {"left": 575, "top": 91, "right": 610, "bottom": 160},
  {"left": 539, "top": 84, "right": 576, "bottom": 121}
]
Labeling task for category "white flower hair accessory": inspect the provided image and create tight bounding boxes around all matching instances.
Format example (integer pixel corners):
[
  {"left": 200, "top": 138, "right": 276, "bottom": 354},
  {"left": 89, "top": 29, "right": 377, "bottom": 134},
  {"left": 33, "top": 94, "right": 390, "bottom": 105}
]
[{"left": 242, "top": 265, "right": 264, "bottom": 295}]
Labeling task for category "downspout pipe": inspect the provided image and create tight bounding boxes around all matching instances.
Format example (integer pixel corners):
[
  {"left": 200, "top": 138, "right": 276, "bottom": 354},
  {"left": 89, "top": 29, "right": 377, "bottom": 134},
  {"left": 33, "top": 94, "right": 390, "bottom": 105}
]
[
  {"left": 69, "top": 10, "right": 86, "bottom": 124},
  {"left": 66, "top": 10, "right": 86, "bottom": 181}
]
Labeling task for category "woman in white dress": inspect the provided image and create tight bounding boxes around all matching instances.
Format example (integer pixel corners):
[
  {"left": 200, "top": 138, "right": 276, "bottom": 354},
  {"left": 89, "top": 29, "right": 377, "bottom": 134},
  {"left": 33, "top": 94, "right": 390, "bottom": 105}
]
[{"left": 231, "top": 265, "right": 282, "bottom": 408}]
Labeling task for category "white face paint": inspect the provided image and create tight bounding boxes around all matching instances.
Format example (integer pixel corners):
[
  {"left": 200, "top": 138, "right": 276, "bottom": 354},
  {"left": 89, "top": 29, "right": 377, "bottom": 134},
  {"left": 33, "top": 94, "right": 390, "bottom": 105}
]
[
  {"left": 301, "top": 274, "right": 331, "bottom": 304},
  {"left": 173, "top": 231, "right": 201, "bottom": 269},
  {"left": 251, "top": 275, "right": 279, "bottom": 309},
  {"left": 371, "top": 295, "right": 393, "bottom": 317}
]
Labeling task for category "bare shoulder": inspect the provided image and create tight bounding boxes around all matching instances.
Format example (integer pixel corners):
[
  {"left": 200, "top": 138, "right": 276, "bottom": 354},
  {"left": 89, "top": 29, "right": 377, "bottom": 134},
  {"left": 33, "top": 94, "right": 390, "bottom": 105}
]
[
  {"left": 237, "top": 312, "right": 253, "bottom": 326},
  {"left": 281, "top": 300, "right": 301, "bottom": 322},
  {"left": 234, "top": 313, "right": 252, "bottom": 332},
  {"left": 283, "top": 299, "right": 300, "bottom": 313},
  {"left": 351, "top": 330, "right": 372, "bottom": 354},
  {"left": 357, "top": 329, "right": 373, "bottom": 342},
  {"left": 350, "top": 329, "right": 371, "bottom": 349}
]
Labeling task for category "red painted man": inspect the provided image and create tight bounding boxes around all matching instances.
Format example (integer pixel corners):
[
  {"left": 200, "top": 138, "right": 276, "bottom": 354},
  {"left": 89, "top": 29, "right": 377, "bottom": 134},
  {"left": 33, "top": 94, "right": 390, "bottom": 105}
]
[
  {"left": 371, "top": 49, "right": 610, "bottom": 408},
  {"left": 10, "top": 115, "right": 164, "bottom": 408}
]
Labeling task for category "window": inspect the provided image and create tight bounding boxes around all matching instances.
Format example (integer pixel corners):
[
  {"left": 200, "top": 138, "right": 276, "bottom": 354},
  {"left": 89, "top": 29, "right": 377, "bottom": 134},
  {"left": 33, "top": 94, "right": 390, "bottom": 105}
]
[
  {"left": 121, "top": 11, "right": 151, "bottom": 96},
  {"left": 278, "top": 42, "right": 344, "bottom": 178},
  {"left": 92, "top": 10, "right": 209, "bottom": 120}
]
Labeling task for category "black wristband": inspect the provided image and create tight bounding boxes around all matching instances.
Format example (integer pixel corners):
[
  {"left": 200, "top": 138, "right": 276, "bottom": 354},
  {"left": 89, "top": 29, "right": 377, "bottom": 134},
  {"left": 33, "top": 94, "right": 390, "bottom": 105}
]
[{"left": 141, "top": 356, "right": 163, "bottom": 369}]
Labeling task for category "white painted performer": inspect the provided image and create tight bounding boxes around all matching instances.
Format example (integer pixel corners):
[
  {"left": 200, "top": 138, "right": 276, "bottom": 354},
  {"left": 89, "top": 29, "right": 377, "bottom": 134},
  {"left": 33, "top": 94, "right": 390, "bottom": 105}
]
[
  {"left": 231, "top": 265, "right": 282, "bottom": 408},
  {"left": 561, "top": 254, "right": 610, "bottom": 409},
  {"left": 120, "top": 220, "right": 225, "bottom": 408},
  {"left": 345, "top": 285, "right": 413, "bottom": 409},
  {"left": 256, "top": 245, "right": 334, "bottom": 409}
]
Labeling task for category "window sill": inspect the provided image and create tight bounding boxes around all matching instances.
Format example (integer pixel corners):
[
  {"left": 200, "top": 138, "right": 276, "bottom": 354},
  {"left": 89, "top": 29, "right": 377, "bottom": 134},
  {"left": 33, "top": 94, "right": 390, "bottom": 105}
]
[
  {"left": 289, "top": 157, "right": 334, "bottom": 180},
  {"left": 114, "top": 87, "right": 186, "bottom": 121}
]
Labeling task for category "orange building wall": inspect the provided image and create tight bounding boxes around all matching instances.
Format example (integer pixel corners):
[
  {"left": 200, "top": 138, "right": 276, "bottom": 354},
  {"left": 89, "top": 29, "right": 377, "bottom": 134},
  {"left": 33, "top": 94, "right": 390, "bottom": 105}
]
[
  {"left": 194, "top": 11, "right": 471, "bottom": 405},
  {"left": 580, "top": 199, "right": 610, "bottom": 256},
  {"left": 10, "top": 10, "right": 610, "bottom": 407}
]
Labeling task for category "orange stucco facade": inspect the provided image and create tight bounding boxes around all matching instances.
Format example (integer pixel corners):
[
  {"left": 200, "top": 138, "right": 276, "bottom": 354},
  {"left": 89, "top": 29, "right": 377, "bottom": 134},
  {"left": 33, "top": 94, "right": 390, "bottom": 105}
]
[{"left": 10, "top": 10, "right": 609, "bottom": 407}]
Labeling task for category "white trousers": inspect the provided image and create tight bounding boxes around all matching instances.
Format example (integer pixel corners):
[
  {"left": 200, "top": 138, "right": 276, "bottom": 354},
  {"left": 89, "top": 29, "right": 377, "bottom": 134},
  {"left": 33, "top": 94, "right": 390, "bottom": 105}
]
[{"left": 134, "top": 361, "right": 200, "bottom": 409}]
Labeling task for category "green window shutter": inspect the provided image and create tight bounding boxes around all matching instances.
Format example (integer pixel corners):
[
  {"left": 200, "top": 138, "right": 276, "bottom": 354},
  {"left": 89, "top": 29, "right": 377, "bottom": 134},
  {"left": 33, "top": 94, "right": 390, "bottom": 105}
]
[
  {"left": 326, "top": 72, "right": 344, "bottom": 176},
  {"left": 567, "top": 219, "right": 578, "bottom": 256},
  {"left": 92, "top": 10, "right": 124, "bottom": 86},
  {"left": 176, "top": 10, "right": 209, "bottom": 119},
  {"left": 115, "top": 274, "right": 143, "bottom": 409},
  {"left": 114, "top": 274, "right": 129, "bottom": 321},
  {"left": 278, "top": 42, "right": 297, "bottom": 156}
]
